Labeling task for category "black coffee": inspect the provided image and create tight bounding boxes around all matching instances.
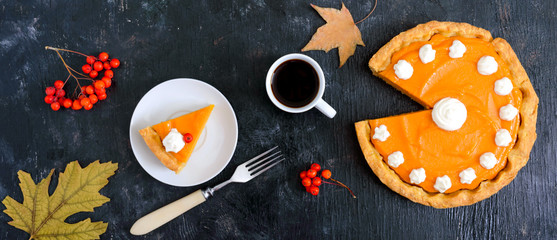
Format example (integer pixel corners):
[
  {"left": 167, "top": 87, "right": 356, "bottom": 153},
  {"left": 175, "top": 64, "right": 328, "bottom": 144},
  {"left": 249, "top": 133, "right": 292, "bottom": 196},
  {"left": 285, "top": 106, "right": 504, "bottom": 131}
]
[{"left": 271, "top": 60, "right": 319, "bottom": 108}]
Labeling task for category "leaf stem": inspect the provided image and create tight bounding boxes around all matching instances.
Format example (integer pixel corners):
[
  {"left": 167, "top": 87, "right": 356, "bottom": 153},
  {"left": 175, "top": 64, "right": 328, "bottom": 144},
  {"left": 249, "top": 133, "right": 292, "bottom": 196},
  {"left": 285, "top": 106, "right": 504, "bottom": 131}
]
[{"left": 355, "top": 0, "right": 378, "bottom": 25}]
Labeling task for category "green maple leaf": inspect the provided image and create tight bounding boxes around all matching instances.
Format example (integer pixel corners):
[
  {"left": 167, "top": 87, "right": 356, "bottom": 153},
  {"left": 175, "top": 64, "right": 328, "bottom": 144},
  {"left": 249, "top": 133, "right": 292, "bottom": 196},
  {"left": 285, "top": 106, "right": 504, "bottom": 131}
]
[{"left": 2, "top": 160, "right": 118, "bottom": 240}]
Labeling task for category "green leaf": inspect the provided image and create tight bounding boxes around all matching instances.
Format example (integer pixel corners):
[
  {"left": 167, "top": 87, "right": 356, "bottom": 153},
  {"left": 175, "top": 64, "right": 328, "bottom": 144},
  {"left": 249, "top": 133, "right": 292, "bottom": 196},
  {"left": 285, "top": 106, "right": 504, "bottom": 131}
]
[{"left": 2, "top": 160, "right": 118, "bottom": 240}]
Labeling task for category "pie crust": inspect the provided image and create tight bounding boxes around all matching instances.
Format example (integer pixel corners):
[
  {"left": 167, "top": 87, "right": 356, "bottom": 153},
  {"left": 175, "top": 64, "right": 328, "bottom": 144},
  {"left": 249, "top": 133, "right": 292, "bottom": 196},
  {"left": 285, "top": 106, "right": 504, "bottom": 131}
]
[
  {"left": 139, "top": 127, "right": 186, "bottom": 173},
  {"left": 355, "top": 21, "right": 538, "bottom": 208},
  {"left": 139, "top": 105, "right": 214, "bottom": 174}
]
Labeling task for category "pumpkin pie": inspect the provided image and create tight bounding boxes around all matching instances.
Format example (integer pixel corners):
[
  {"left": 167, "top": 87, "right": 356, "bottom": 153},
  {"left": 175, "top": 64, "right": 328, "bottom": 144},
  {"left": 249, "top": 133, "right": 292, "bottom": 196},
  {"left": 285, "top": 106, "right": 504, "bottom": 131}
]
[
  {"left": 139, "top": 105, "right": 214, "bottom": 174},
  {"left": 355, "top": 21, "right": 538, "bottom": 208}
]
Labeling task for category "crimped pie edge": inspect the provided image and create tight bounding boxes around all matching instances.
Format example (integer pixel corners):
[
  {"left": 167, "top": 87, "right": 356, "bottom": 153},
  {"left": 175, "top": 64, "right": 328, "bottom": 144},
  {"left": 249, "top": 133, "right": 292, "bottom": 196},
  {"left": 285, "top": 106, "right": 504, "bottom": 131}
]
[
  {"left": 139, "top": 127, "right": 186, "bottom": 174},
  {"left": 356, "top": 21, "right": 539, "bottom": 208}
]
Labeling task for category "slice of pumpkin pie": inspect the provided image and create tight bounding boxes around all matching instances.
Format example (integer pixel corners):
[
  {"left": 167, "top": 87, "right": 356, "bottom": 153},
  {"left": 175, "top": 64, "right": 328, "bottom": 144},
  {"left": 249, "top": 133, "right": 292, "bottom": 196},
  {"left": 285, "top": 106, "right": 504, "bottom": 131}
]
[{"left": 140, "top": 105, "right": 214, "bottom": 174}]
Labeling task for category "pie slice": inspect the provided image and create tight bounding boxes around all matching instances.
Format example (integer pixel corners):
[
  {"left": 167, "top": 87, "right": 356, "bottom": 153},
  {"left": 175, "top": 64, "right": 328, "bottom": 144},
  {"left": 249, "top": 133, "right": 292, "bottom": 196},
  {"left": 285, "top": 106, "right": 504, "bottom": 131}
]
[
  {"left": 355, "top": 21, "right": 538, "bottom": 208},
  {"left": 139, "top": 105, "right": 214, "bottom": 174}
]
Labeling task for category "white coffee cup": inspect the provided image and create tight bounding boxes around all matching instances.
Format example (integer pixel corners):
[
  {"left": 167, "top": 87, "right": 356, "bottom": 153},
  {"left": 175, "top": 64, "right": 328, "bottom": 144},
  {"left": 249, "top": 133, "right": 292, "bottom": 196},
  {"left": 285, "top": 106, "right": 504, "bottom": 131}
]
[{"left": 265, "top": 53, "right": 337, "bottom": 118}]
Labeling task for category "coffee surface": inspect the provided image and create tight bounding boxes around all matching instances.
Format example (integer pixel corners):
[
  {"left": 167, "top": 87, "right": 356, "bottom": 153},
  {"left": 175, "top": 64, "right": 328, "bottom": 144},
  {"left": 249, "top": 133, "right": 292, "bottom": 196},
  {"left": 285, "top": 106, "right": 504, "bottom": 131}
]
[{"left": 271, "top": 60, "right": 319, "bottom": 108}]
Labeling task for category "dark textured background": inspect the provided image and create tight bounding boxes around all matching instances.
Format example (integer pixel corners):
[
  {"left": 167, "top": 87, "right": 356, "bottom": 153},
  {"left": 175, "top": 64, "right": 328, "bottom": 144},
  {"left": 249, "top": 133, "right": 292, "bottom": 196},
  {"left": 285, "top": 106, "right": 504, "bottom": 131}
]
[{"left": 1, "top": 0, "right": 556, "bottom": 239}]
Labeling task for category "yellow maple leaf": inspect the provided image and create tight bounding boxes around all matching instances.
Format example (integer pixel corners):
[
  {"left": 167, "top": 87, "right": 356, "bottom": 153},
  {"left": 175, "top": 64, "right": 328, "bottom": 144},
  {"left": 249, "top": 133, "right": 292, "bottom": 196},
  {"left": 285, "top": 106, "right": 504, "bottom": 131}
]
[
  {"left": 2, "top": 160, "right": 118, "bottom": 240},
  {"left": 302, "top": 3, "right": 365, "bottom": 67}
]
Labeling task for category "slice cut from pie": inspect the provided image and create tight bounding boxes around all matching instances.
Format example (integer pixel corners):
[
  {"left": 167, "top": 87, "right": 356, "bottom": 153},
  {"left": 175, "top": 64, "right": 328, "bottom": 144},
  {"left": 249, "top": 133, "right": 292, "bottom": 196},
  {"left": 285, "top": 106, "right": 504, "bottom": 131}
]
[
  {"left": 139, "top": 105, "right": 214, "bottom": 174},
  {"left": 355, "top": 21, "right": 538, "bottom": 208}
]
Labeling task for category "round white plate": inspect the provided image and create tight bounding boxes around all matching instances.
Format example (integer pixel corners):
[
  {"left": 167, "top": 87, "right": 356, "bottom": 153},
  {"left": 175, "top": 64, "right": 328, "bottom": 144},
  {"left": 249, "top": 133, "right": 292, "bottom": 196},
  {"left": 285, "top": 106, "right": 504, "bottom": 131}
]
[{"left": 129, "top": 78, "right": 238, "bottom": 187}]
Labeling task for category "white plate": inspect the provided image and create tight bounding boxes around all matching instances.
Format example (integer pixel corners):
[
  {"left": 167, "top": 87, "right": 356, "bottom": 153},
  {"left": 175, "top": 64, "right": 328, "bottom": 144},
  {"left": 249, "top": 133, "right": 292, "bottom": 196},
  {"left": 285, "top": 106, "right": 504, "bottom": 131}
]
[{"left": 129, "top": 78, "right": 238, "bottom": 187}]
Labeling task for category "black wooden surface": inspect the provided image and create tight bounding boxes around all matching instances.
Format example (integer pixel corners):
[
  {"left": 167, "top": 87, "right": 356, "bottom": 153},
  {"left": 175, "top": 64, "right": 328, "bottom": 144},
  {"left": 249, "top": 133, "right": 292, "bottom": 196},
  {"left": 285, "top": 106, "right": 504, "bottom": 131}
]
[{"left": 1, "top": 0, "right": 556, "bottom": 239}]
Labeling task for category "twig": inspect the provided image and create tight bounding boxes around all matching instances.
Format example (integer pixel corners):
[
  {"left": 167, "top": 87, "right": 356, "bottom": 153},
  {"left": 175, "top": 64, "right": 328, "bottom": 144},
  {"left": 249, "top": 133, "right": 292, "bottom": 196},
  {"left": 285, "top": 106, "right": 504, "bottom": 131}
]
[
  {"left": 330, "top": 178, "right": 357, "bottom": 198},
  {"left": 45, "top": 46, "right": 95, "bottom": 96}
]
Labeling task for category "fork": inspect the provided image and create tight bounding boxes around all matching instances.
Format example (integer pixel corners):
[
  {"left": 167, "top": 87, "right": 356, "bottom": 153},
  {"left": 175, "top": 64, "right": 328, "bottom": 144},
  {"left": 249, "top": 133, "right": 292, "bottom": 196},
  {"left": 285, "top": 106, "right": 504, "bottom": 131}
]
[{"left": 130, "top": 146, "right": 284, "bottom": 235}]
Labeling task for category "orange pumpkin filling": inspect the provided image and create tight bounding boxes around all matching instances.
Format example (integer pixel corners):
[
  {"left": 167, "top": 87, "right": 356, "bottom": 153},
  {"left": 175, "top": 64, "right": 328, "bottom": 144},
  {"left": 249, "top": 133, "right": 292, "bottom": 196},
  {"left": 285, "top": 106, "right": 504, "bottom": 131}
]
[
  {"left": 371, "top": 34, "right": 522, "bottom": 193},
  {"left": 151, "top": 104, "right": 214, "bottom": 163}
]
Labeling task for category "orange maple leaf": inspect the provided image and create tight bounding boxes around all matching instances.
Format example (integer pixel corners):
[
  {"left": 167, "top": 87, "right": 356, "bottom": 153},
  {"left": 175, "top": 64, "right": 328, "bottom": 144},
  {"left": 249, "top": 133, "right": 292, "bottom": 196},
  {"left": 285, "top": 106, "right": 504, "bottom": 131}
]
[{"left": 302, "top": 3, "right": 365, "bottom": 67}]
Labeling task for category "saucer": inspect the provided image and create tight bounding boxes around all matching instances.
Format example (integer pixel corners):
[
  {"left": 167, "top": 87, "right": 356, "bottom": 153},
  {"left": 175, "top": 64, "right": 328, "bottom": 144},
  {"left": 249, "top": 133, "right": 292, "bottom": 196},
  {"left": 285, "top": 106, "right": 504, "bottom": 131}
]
[{"left": 130, "top": 78, "right": 238, "bottom": 187}]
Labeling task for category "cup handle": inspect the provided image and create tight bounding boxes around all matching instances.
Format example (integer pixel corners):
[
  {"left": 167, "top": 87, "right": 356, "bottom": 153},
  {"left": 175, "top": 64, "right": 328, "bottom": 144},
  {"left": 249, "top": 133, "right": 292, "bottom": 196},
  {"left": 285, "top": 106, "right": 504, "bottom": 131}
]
[{"left": 315, "top": 98, "right": 337, "bottom": 118}]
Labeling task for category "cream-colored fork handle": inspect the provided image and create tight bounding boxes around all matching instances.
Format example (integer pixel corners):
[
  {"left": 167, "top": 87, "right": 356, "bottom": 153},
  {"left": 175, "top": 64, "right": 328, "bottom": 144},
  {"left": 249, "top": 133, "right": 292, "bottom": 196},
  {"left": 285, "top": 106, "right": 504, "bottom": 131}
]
[{"left": 130, "top": 189, "right": 206, "bottom": 235}]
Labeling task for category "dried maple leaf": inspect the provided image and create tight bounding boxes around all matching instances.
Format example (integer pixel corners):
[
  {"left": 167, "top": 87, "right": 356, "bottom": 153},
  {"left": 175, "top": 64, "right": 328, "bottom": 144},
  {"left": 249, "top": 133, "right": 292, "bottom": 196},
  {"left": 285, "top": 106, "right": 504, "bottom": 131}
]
[
  {"left": 302, "top": 3, "right": 365, "bottom": 67},
  {"left": 2, "top": 160, "right": 118, "bottom": 240}
]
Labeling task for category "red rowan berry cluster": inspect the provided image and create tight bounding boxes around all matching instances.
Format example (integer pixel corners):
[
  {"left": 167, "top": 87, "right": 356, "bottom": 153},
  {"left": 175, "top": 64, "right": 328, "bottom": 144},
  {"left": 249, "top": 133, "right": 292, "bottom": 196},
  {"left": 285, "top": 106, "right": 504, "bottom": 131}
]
[
  {"left": 44, "top": 47, "right": 121, "bottom": 111},
  {"left": 300, "top": 163, "right": 355, "bottom": 198}
]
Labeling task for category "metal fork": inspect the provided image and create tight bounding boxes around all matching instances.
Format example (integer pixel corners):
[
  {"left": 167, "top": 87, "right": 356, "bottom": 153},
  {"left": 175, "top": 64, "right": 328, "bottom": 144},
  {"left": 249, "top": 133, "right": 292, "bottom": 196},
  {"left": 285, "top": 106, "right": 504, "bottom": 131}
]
[{"left": 130, "top": 146, "right": 284, "bottom": 235}]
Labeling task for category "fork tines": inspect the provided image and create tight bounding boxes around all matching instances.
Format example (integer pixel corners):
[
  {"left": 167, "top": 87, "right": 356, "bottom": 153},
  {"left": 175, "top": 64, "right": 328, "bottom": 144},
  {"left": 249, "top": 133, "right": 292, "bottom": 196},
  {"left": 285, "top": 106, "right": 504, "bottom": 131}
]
[{"left": 245, "top": 146, "right": 284, "bottom": 177}]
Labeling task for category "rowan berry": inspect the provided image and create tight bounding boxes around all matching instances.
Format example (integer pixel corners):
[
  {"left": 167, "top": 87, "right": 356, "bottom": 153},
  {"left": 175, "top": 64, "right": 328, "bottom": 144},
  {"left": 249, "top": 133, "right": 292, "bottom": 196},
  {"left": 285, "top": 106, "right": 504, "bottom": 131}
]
[
  {"left": 98, "top": 52, "right": 109, "bottom": 62},
  {"left": 85, "top": 85, "right": 95, "bottom": 95},
  {"left": 62, "top": 98, "right": 72, "bottom": 108},
  {"left": 94, "top": 80, "right": 105, "bottom": 89},
  {"left": 307, "top": 169, "right": 317, "bottom": 178},
  {"left": 183, "top": 133, "right": 193, "bottom": 143},
  {"left": 54, "top": 80, "right": 64, "bottom": 89},
  {"left": 321, "top": 170, "right": 332, "bottom": 179},
  {"left": 97, "top": 93, "right": 107, "bottom": 100},
  {"left": 302, "top": 177, "right": 312, "bottom": 187},
  {"left": 82, "top": 64, "right": 92, "bottom": 74},
  {"left": 86, "top": 56, "right": 96, "bottom": 65},
  {"left": 45, "top": 87, "right": 56, "bottom": 96},
  {"left": 50, "top": 102, "right": 60, "bottom": 111},
  {"left": 84, "top": 103, "right": 93, "bottom": 110},
  {"left": 310, "top": 163, "right": 321, "bottom": 171},
  {"left": 80, "top": 97, "right": 91, "bottom": 107},
  {"left": 93, "top": 61, "right": 103, "bottom": 72},
  {"left": 312, "top": 177, "right": 322, "bottom": 186},
  {"left": 89, "top": 70, "right": 98, "bottom": 78},
  {"left": 44, "top": 95, "right": 54, "bottom": 104},
  {"left": 110, "top": 58, "right": 120, "bottom": 68},
  {"left": 104, "top": 69, "right": 114, "bottom": 78},
  {"left": 72, "top": 99, "right": 82, "bottom": 110},
  {"left": 103, "top": 62, "right": 111, "bottom": 70},
  {"left": 89, "top": 94, "right": 98, "bottom": 104},
  {"left": 56, "top": 89, "right": 65, "bottom": 97},
  {"left": 309, "top": 186, "right": 319, "bottom": 195}
]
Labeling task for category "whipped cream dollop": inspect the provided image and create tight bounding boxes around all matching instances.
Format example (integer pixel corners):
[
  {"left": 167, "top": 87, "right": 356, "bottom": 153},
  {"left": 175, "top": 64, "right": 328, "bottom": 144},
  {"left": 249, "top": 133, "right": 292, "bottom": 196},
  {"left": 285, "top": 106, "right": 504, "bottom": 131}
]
[
  {"left": 459, "top": 168, "right": 477, "bottom": 184},
  {"left": 449, "top": 40, "right": 466, "bottom": 58},
  {"left": 477, "top": 56, "right": 498, "bottom": 75},
  {"left": 162, "top": 128, "right": 186, "bottom": 153},
  {"left": 432, "top": 97, "right": 467, "bottom": 131},
  {"left": 494, "top": 77, "right": 513, "bottom": 96},
  {"left": 499, "top": 104, "right": 519, "bottom": 121},
  {"left": 373, "top": 125, "right": 390, "bottom": 142},
  {"left": 409, "top": 168, "right": 426, "bottom": 184},
  {"left": 480, "top": 152, "right": 498, "bottom": 169},
  {"left": 393, "top": 60, "right": 413, "bottom": 80},
  {"left": 387, "top": 151, "right": 404, "bottom": 168},
  {"left": 419, "top": 44, "right": 436, "bottom": 64},
  {"left": 434, "top": 175, "right": 452, "bottom": 193},
  {"left": 495, "top": 129, "right": 512, "bottom": 147}
]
